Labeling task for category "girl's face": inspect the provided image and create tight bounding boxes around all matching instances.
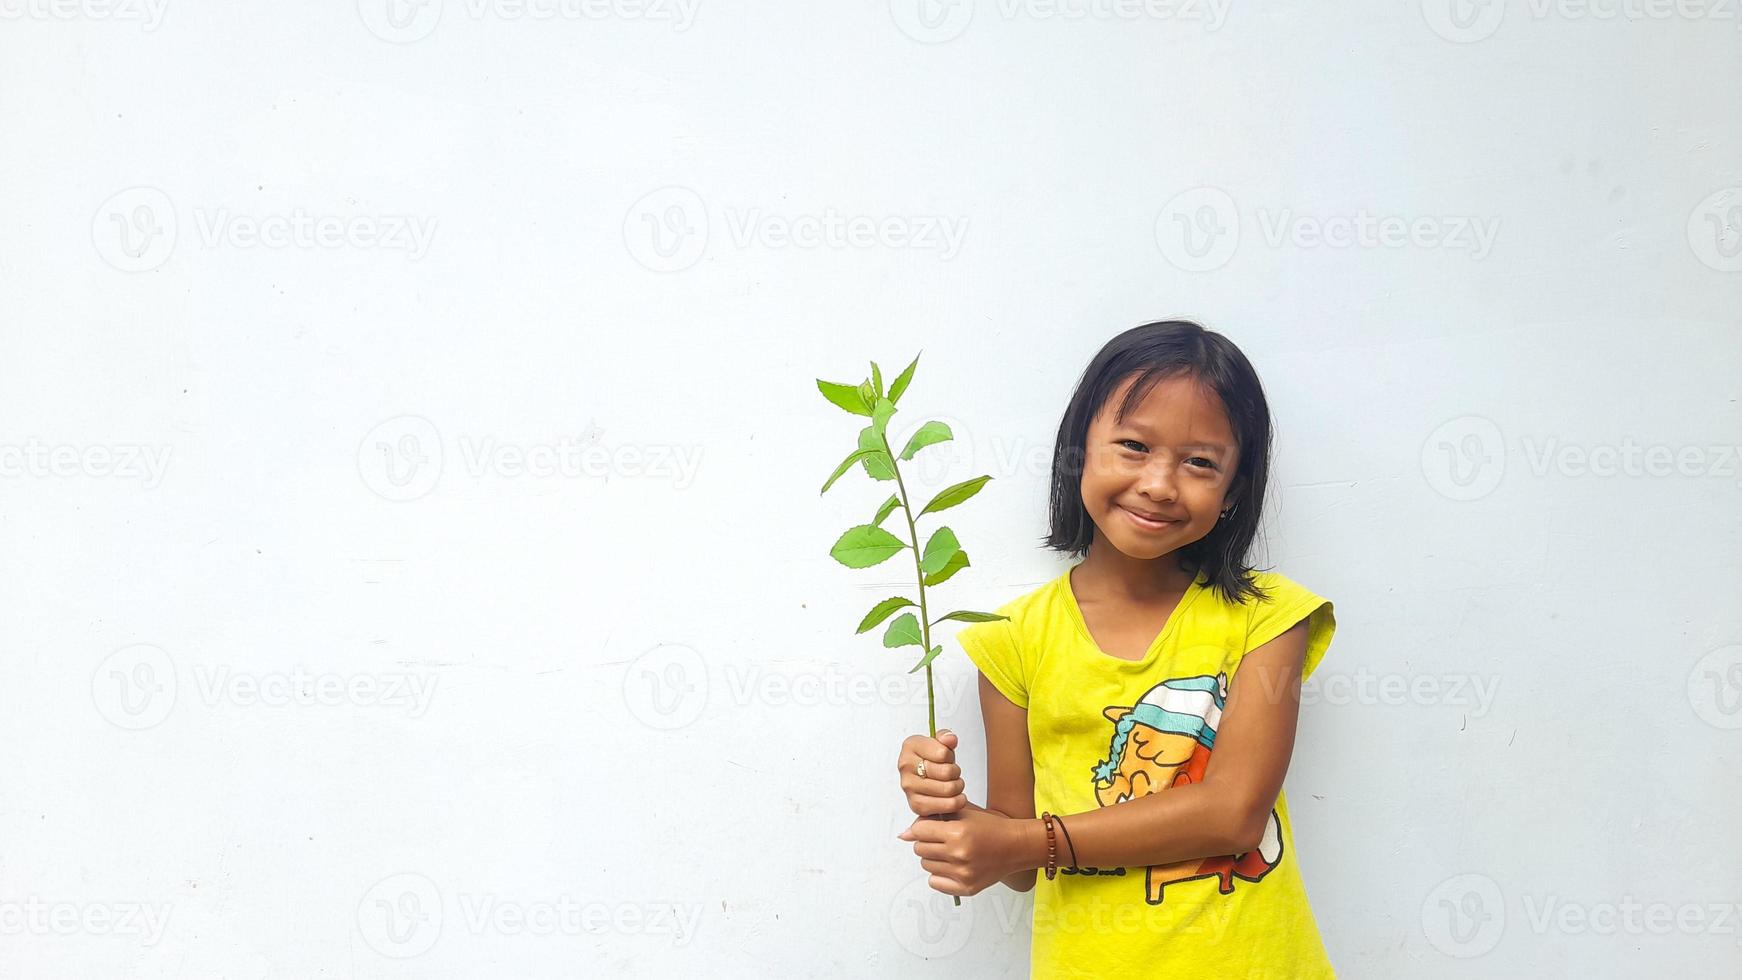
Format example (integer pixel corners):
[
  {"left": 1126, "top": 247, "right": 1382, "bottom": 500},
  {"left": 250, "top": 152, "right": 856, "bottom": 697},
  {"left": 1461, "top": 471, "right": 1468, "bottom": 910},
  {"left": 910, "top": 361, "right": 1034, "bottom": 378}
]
[{"left": 1079, "top": 372, "right": 1240, "bottom": 561}]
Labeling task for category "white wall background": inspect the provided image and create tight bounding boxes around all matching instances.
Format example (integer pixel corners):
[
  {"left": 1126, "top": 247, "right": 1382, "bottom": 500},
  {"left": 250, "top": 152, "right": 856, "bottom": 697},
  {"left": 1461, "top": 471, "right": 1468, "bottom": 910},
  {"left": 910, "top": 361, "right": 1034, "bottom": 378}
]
[{"left": 2, "top": 2, "right": 1739, "bottom": 977}]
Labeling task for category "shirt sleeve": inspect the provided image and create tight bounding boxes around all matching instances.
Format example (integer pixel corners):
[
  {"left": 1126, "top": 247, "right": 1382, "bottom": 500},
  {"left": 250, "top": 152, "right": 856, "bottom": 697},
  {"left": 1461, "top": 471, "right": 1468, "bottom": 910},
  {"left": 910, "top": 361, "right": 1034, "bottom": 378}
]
[
  {"left": 955, "top": 615, "right": 1028, "bottom": 710},
  {"left": 1237, "top": 575, "right": 1337, "bottom": 683}
]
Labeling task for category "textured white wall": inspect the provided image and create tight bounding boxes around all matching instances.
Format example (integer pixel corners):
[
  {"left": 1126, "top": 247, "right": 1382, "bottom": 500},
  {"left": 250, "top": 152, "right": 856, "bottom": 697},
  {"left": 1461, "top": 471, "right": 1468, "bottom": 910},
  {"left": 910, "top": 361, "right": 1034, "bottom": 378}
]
[{"left": 1, "top": 2, "right": 1738, "bottom": 977}]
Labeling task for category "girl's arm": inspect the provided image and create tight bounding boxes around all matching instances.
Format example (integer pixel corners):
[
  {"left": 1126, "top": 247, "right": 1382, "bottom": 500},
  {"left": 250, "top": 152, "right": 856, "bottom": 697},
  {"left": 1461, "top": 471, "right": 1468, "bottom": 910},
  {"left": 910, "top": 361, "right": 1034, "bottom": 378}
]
[
  {"left": 1013, "top": 617, "right": 1314, "bottom": 872},
  {"left": 973, "top": 670, "right": 1037, "bottom": 893}
]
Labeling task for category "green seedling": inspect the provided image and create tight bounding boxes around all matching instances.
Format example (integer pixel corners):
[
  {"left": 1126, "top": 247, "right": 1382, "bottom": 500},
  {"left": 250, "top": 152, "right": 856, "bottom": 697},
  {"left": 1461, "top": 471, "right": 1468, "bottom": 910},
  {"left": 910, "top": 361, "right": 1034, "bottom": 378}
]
[{"left": 818, "top": 351, "right": 1010, "bottom": 906}]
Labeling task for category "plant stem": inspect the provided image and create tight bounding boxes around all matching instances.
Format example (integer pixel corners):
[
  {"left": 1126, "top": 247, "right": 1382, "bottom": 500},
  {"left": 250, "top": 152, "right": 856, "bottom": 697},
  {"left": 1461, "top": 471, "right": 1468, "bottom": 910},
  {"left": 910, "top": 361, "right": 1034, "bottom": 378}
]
[
  {"left": 879, "top": 426, "right": 962, "bottom": 907},
  {"left": 881, "top": 432, "right": 933, "bottom": 733}
]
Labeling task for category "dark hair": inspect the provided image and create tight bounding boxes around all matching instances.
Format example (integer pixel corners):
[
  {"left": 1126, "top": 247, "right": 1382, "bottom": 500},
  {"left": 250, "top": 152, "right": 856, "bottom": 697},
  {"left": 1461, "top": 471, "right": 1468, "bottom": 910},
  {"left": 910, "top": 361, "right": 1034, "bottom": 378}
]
[{"left": 1043, "top": 319, "right": 1274, "bottom": 605}]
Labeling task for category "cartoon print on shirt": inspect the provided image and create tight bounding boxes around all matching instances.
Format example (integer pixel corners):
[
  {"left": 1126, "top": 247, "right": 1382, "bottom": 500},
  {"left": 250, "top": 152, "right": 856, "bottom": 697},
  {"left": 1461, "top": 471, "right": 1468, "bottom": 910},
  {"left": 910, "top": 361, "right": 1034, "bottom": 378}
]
[{"left": 1089, "top": 672, "right": 1283, "bottom": 905}]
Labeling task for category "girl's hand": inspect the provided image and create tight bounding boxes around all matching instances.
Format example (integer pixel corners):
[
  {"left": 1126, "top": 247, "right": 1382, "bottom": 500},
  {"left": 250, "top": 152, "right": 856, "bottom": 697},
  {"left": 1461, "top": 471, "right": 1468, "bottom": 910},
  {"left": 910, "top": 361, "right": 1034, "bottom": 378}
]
[
  {"left": 897, "top": 730, "right": 966, "bottom": 817},
  {"left": 898, "top": 805, "right": 1033, "bottom": 897}
]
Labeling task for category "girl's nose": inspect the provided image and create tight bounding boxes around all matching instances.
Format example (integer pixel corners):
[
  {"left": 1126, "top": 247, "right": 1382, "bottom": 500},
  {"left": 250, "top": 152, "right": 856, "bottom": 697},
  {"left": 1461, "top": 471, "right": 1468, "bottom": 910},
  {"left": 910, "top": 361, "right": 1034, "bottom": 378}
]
[{"left": 1136, "top": 463, "right": 1179, "bottom": 501}]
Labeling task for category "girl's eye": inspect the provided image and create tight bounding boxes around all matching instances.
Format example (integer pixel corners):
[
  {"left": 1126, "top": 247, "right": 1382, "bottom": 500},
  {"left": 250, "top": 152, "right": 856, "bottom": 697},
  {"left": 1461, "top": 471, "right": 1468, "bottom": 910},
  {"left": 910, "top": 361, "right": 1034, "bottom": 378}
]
[{"left": 1117, "top": 442, "right": 1218, "bottom": 469}]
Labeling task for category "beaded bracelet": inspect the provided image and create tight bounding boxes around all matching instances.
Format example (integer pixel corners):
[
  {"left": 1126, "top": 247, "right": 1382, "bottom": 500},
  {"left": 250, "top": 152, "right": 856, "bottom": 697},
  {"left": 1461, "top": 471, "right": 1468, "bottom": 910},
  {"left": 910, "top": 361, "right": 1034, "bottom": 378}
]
[
  {"left": 1055, "top": 813, "right": 1079, "bottom": 871},
  {"left": 1041, "top": 811, "right": 1058, "bottom": 879}
]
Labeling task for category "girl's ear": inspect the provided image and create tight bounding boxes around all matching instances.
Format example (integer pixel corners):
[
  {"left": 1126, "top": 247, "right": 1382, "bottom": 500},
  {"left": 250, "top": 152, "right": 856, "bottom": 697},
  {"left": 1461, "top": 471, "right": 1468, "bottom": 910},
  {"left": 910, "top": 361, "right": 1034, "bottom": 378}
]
[{"left": 1223, "top": 478, "right": 1246, "bottom": 510}]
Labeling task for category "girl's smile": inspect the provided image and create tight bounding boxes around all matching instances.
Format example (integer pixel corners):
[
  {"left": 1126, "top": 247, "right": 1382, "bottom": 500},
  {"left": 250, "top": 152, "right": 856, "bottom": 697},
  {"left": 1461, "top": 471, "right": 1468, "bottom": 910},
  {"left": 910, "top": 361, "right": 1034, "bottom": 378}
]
[{"left": 1120, "top": 506, "right": 1178, "bottom": 532}]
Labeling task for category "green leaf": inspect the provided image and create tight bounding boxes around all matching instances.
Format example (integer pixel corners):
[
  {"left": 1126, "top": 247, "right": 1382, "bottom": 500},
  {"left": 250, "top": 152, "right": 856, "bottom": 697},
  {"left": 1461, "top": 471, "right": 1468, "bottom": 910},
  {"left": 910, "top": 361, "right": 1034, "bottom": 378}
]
[
  {"left": 898, "top": 421, "right": 953, "bottom": 461},
  {"left": 871, "top": 397, "right": 896, "bottom": 439},
  {"left": 888, "top": 352, "right": 920, "bottom": 405},
  {"left": 821, "top": 447, "right": 887, "bottom": 495},
  {"left": 908, "top": 644, "right": 945, "bottom": 673},
  {"left": 918, "top": 475, "right": 991, "bottom": 517},
  {"left": 872, "top": 494, "right": 901, "bottom": 528},
  {"left": 857, "top": 596, "right": 916, "bottom": 634},
  {"left": 856, "top": 426, "right": 897, "bottom": 481},
  {"left": 923, "top": 549, "right": 970, "bottom": 586},
  {"left": 857, "top": 380, "right": 875, "bottom": 412},
  {"left": 817, "top": 379, "right": 872, "bottom": 416},
  {"left": 870, "top": 361, "right": 884, "bottom": 399},
  {"left": 882, "top": 612, "right": 923, "bottom": 650},
  {"left": 829, "top": 525, "right": 908, "bottom": 568},
  {"left": 919, "top": 527, "right": 961, "bottom": 575},
  {"left": 930, "top": 610, "right": 1008, "bottom": 627}
]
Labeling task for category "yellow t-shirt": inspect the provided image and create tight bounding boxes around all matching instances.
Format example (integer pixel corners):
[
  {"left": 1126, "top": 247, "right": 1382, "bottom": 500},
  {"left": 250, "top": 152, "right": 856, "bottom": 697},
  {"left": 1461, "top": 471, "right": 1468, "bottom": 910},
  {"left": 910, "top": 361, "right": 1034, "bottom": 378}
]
[{"left": 956, "top": 564, "right": 1337, "bottom": 980}]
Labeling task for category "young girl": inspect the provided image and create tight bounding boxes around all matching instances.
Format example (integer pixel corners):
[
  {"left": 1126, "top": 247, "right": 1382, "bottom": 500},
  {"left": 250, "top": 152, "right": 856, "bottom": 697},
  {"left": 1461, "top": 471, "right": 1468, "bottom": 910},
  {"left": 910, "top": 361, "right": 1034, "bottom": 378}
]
[{"left": 896, "top": 320, "right": 1338, "bottom": 978}]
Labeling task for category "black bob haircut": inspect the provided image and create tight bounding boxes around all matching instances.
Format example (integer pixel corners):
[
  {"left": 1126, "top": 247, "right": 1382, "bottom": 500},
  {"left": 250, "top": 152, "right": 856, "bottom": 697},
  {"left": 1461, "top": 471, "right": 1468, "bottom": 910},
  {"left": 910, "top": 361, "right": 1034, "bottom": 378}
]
[{"left": 1043, "top": 319, "right": 1274, "bottom": 606}]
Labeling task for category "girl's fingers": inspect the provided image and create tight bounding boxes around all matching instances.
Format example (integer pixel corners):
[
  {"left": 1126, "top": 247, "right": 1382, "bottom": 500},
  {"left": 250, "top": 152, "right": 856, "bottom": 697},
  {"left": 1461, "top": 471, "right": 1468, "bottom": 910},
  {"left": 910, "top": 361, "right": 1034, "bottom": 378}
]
[
  {"left": 904, "top": 734, "right": 958, "bottom": 766},
  {"left": 911, "top": 841, "right": 950, "bottom": 860},
  {"left": 901, "top": 818, "right": 944, "bottom": 843},
  {"left": 924, "top": 762, "right": 964, "bottom": 783},
  {"left": 905, "top": 758, "right": 961, "bottom": 783},
  {"left": 913, "top": 792, "right": 967, "bottom": 817},
  {"left": 919, "top": 858, "right": 961, "bottom": 878},
  {"left": 897, "top": 734, "right": 967, "bottom": 818},
  {"left": 908, "top": 752, "right": 958, "bottom": 777},
  {"left": 927, "top": 874, "right": 968, "bottom": 897},
  {"left": 905, "top": 776, "right": 975, "bottom": 797}
]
